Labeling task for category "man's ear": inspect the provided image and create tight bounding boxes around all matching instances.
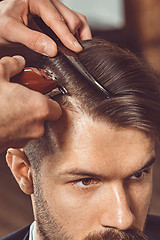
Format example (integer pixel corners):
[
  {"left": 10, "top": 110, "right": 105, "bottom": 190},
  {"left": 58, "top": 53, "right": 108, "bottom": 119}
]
[{"left": 6, "top": 148, "right": 33, "bottom": 195}]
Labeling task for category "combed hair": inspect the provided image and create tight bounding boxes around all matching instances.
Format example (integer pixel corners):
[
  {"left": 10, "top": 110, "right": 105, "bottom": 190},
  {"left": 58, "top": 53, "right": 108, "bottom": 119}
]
[{"left": 24, "top": 39, "right": 160, "bottom": 170}]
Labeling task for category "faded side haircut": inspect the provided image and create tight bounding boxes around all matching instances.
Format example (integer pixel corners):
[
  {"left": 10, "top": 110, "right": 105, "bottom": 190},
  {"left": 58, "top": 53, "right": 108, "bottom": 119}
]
[{"left": 24, "top": 39, "right": 160, "bottom": 170}]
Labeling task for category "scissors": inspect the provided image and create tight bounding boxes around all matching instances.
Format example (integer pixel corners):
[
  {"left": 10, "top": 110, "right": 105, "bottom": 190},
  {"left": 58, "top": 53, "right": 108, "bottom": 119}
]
[{"left": 11, "top": 17, "right": 110, "bottom": 98}]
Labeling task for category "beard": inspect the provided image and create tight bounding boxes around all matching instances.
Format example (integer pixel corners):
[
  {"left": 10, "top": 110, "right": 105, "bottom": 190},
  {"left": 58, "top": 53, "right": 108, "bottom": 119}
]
[
  {"left": 33, "top": 178, "right": 148, "bottom": 240},
  {"left": 83, "top": 228, "right": 148, "bottom": 240},
  {"left": 33, "top": 178, "right": 72, "bottom": 240}
]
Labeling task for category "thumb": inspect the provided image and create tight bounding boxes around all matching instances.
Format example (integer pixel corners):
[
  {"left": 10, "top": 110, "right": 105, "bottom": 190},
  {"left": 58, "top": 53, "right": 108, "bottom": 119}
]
[
  {"left": 0, "top": 55, "right": 25, "bottom": 81},
  {"left": 46, "top": 98, "right": 62, "bottom": 121}
]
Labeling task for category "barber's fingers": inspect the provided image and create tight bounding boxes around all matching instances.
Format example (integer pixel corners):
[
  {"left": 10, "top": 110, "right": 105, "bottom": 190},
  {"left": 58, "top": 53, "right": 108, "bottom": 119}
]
[
  {"left": 23, "top": 91, "right": 62, "bottom": 123},
  {"left": 51, "top": 1, "right": 92, "bottom": 40},
  {"left": 73, "top": 11, "right": 92, "bottom": 40},
  {"left": 50, "top": 0, "right": 81, "bottom": 35},
  {"left": 46, "top": 98, "right": 62, "bottom": 121},
  {"left": 0, "top": 55, "right": 62, "bottom": 121},
  {"left": 0, "top": 17, "right": 58, "bottom": 57},
  {"left": 0, "top": 55, "right": 25, "bottom": 81},
  {"left": 30, "top": 0, "right": 83, "bottom": 52}
]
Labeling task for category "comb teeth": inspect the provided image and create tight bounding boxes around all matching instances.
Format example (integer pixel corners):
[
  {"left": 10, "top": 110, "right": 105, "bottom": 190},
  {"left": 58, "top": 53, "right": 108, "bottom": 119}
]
[
  {"left": 44, "top": 69, "right": 68, "bottom": 96},
  {"left": 57, "top": 84, "right": 68, "bottom": 95},
  {"left": 46, "top": 86, "right": 68, "bottom": 98},
  {"left": 45, "top": 69, "right": 56, "bottom": 81}
]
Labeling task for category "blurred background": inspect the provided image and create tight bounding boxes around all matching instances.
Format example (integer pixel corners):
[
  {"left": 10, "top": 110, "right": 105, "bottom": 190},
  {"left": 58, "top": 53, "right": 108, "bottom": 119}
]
[{"left": 0, "top": 0, "right": 160, "bottom": 238}]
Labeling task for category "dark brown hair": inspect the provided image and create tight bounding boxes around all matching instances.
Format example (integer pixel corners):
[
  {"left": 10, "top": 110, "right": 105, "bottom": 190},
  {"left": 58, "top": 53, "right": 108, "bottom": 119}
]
[{"left": 24, "top": 39, "right": 160, "bottom": 169}]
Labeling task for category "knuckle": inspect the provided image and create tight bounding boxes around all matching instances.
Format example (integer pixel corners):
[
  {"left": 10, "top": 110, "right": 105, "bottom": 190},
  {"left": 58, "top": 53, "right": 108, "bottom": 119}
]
[
  {"left": 72, "top": 15, "right": 81, "bottom": 29},
  {"left": 0, "top": 17, "right": 14, "bottom": 38},
  {"left": 81, "top": 14, "right": 88, "bottom": 22},
  {"left": 28, "top": 33, "right": 44, "bottom": 51},
  {"left": 46, "top": 12, "right": 63, "bottom": 25},
  {"left": 59, "top": 15, "right": 65, "bottom": 22},
  {"left": 28, "top": 35, "right": 39, "bottom": 49}
]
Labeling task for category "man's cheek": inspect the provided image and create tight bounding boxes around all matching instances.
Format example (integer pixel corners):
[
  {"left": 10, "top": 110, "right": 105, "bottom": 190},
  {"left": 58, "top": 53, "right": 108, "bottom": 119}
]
[{"left": 128, "top": 179, "right": 152, "bottom": 230}]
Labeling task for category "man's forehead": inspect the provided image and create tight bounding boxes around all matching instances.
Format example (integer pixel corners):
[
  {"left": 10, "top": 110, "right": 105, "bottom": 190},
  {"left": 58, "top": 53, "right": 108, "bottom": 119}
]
[
  {"left": 56, "top": 110, "right": 154, "bottom": 147},
  {"left": 43, "top": 110, "right": 155, "bottom": 178}
]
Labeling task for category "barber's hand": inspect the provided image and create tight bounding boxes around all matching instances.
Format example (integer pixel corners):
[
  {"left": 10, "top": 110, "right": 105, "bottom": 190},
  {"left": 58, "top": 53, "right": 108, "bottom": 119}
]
[
  {"left": 0, "top": 0, "right": 92, "bottom": 56},
  {"left": 0, "top": 55, "right": 62, "bottom": 152}
]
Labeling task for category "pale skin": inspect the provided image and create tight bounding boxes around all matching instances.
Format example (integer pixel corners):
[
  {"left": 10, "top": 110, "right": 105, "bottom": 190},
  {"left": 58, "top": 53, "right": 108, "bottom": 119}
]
[
  {"left": 6, "top": 111, "right": 155, "bottom": 240},
  {"left": 0, "top": 0, "right": 92, "bottom": 152}
]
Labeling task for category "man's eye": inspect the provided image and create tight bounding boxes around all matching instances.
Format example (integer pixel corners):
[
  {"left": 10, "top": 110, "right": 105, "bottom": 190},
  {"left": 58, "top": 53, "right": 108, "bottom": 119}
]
[
  {"left": 129, "top": 171, "right": 144, "bottom": 180},
  {"left": 129, "top": 169, "right": 150, "bottom": 180},
  {"left": 74, "top": 178, "right": 97, "bottom": 188}
]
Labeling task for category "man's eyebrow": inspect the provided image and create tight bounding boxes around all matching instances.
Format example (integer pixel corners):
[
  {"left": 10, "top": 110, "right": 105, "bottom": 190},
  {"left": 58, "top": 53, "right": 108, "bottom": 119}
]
[
  {"left": 137, "top": 156, "right": 156, "bottom": 172},
  {"left": 127, "top": 156, "right": 156, "bottom": 179},
  {"left": 58, "top": 169, "right": 104, "bottom": 178},
  {"left": 58, "top": 156, "right": 156, "bottom": 178}
]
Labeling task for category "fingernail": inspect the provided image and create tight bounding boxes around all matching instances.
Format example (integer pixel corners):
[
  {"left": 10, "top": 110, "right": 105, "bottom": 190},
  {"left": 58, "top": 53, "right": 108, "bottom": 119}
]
[
  {"left": 6, "top": 150, "right": 13, "bottom": 161},
  {"left": 7, "top": 151, "right": 12, "bottom": 156},
  {"left": 43, "top": 43, "right": 57, "bottom": 57},
  {"left": 13, "top": 55, "right": 25, "bottom": 65},
  {"left": 7, "top": 148, "right": 15, "bottom": 155},
  {"left": 73, "top": 40, "right": 83, "bottom": 51}
]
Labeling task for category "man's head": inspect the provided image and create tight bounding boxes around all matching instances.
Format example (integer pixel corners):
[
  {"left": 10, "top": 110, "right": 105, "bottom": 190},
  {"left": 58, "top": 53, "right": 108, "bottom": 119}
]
[{"left": 6, "top": 39, "right": 160, "bottom": 240}]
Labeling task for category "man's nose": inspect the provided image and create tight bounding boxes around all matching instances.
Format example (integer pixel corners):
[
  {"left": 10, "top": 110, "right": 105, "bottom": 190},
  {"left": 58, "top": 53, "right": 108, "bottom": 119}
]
[{"left": 99, "top": 183, "right": 135, "bottom": 230}]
